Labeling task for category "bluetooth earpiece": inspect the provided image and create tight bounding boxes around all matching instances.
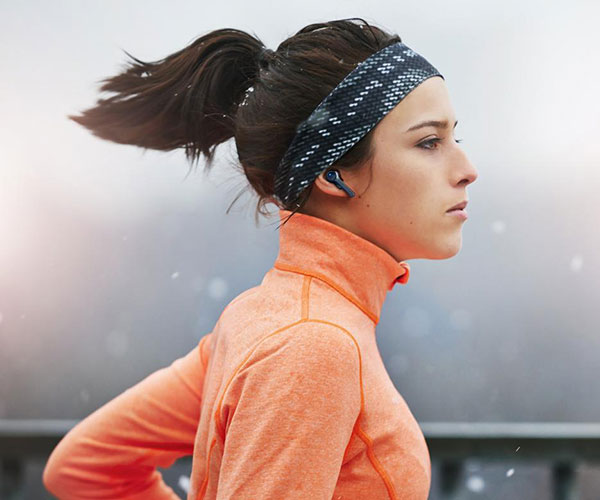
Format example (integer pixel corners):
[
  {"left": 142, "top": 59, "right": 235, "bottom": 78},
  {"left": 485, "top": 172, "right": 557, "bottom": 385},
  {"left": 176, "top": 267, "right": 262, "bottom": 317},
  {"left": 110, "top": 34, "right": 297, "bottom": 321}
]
[{"left": 325, "top": 170, "right": 355, "bottom": 198}]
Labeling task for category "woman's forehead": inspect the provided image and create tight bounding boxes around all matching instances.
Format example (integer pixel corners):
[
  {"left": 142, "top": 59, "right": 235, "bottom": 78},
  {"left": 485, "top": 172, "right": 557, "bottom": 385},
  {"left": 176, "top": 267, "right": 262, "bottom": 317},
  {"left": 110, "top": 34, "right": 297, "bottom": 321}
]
[{"left": 382, "top": 77, "right": 453, "bottom": 128}]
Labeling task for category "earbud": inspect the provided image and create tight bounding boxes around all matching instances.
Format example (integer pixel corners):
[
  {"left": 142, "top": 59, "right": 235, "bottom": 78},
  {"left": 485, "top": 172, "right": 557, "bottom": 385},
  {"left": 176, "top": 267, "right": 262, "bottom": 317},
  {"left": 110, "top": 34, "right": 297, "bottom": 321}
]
[{"left": 325, "top": 170, "right": 355, "bottom": 198}]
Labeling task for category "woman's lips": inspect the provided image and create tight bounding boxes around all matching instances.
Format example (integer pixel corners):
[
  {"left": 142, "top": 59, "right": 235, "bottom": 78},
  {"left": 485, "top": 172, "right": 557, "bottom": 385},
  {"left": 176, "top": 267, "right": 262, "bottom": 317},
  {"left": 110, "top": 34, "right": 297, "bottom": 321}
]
[{"left": 446, "top": 208, "right": 468, "bottom": 220}]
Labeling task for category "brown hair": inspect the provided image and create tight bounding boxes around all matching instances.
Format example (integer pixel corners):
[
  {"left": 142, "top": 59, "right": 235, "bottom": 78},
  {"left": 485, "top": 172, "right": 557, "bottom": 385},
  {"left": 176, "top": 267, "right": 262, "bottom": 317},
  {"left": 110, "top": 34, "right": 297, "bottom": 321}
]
[{"left": 68, "top": 18, "right": 401, "bottom": 227}]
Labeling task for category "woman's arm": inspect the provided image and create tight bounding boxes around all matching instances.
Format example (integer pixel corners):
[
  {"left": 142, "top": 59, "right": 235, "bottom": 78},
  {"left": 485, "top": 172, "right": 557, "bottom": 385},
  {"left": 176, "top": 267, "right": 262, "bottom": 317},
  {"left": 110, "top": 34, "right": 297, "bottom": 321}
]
[
  {"left": 42, "top": 333, "right": 213, "bottom": 499},
  {"left": 214, "top": 322, "right": 361, "bottom": 499}
]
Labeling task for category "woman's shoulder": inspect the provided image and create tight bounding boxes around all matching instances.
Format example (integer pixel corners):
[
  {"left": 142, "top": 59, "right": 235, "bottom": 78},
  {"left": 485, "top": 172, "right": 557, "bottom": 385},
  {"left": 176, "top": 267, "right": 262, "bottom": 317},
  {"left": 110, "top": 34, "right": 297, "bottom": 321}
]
[
  {"left": 214, "top": 284, "right": 262, "bottom": 324},
  {"left": 241, "top": 320, "right": 360, "bottom": 374}
]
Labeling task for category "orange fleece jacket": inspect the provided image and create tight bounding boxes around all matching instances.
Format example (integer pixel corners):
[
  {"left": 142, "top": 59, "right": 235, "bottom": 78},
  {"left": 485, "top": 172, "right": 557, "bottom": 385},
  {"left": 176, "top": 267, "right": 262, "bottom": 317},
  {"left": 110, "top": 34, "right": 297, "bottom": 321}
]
[{"left": 43, "top": 208, "right": 431, "bottom": 499}]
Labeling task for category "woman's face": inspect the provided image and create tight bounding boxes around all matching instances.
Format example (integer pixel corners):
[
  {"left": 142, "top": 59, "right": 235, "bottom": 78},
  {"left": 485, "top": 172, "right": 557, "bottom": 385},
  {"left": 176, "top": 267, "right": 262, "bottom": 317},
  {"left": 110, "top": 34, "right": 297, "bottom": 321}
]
[{"left": 304, "top": 75, "right": 479, "bottom": 262}]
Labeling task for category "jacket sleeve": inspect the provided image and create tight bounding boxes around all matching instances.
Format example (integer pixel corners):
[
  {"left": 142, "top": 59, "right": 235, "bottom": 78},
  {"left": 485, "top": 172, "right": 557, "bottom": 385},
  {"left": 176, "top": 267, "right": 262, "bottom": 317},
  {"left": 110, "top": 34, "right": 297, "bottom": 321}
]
[
  {"left": 42, "top": 333, "right": 213, "bottom": 499},
  {"left": 216, "top": 322, "right": 361, "bottom": 500}
]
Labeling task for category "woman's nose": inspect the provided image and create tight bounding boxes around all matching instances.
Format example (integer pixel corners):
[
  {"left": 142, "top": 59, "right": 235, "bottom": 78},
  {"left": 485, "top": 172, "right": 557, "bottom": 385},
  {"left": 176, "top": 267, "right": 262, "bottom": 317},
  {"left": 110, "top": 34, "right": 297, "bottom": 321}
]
[{"left": 456, "top": 149, "right": 478, "bottom": 186}]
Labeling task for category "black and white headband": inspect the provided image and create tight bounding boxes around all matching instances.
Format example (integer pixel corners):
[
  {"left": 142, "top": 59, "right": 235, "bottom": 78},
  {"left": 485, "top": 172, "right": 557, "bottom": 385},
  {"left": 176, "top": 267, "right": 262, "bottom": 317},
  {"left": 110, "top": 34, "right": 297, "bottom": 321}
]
[{"left": 273, "top": 41, "right": 444, "bottom": 207}]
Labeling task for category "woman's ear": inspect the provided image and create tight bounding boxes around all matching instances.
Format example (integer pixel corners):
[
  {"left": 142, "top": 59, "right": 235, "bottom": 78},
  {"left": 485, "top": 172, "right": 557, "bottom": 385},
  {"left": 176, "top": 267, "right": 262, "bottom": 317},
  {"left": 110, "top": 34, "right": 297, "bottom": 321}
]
[{"left": 313, "top": 169, "right": 355, "bottom": 198}]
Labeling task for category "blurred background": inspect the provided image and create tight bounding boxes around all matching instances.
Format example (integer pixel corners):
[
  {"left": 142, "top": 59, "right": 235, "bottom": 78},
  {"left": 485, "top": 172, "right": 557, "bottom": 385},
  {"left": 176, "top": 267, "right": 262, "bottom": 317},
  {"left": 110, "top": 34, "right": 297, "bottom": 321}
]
[{"left": 1, "top": 0, "right": 599, "bottom": 498}]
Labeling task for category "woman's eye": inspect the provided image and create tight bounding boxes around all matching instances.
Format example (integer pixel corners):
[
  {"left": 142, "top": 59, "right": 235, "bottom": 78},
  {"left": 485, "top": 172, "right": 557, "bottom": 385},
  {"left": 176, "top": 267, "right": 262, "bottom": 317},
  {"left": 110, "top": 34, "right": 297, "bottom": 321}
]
[
  {"left": 418, "top": 138, "right": 463, "bottom": 150},
  {"left": 418, "top": 138, "right": 441, "bottom": 150}
]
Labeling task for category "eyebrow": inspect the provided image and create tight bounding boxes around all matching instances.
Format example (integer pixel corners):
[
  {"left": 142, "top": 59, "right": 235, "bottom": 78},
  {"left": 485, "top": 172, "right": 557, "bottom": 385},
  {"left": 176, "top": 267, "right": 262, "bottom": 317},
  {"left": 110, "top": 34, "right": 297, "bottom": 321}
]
[{"left": 406, "top": 119, "right": 458, "bottom": 132}]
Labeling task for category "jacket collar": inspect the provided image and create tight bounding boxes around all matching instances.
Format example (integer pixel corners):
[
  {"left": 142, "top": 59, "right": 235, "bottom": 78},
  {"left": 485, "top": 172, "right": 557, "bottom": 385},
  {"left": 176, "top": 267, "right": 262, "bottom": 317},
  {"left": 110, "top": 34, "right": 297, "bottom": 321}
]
[{"left": 273, "top": 209, "right": 410, "bottom": 324}]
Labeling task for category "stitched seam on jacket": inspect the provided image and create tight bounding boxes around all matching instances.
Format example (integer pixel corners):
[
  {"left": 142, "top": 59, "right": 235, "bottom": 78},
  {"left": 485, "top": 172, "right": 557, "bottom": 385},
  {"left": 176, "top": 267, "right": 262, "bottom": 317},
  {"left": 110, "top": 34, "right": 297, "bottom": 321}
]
[
  {"left": 214, "top": 318, "right": 308, "bottom": 442},
  {"left": 356, "top": 425, "right": 398, "bottom": 500},
  {"left": 274, "top": 262, "right": 378, "bottom": 324},
  {"left": 304, "top": 277, "right": 396, "bottom": 497},
  {"left": 212, "top": 318, "right": 363, "bottom": 469},
  {"left": 301, "top": 274, "right": 310, "bottom": 319}
]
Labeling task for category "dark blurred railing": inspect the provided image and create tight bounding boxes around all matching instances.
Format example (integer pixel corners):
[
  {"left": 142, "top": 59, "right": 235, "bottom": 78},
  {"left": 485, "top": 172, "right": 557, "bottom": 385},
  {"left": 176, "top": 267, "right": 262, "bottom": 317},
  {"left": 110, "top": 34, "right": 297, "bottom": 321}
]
[
  {"left": 422, "top": 422, "right": 600, "bottom": 499},
  {"left": 1, "top": 420, "right": 599, "bottom": 499}
]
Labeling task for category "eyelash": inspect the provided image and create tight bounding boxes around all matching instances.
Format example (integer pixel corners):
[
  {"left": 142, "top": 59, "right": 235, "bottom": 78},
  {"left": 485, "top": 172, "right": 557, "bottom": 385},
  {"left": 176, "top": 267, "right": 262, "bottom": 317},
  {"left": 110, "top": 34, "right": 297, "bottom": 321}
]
[{"left": 418, "top": 138, "right": 463, "bottom": 150}]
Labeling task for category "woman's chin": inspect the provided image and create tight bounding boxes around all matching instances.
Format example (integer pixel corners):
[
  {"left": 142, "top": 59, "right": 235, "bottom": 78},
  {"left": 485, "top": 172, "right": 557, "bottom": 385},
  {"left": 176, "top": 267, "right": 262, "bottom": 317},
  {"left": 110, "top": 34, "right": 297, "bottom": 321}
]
[{"left": 428, "top": 237, "right": 463, "bottom": 260}]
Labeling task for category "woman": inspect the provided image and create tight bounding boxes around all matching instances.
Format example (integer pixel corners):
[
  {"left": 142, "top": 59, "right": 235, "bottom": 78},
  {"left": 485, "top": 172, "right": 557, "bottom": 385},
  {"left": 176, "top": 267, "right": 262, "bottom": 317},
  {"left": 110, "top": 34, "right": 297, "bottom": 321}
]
[{"left": 43, "top": 17, "right": 478, "bottom": 499}]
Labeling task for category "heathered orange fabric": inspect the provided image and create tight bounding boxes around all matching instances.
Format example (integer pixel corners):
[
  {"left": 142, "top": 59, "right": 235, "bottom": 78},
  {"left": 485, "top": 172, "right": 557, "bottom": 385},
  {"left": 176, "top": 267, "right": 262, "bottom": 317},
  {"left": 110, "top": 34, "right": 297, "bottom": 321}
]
[{"left": 43, "top": 208, "right": 431, "bottom": 499}]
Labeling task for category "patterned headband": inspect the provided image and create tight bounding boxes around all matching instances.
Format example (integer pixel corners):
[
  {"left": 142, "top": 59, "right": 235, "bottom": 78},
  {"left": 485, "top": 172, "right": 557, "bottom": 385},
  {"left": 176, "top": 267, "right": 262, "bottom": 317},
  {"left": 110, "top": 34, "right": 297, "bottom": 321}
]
[{"left": 273, "top": 41, "right": 444, "bottom": 207}]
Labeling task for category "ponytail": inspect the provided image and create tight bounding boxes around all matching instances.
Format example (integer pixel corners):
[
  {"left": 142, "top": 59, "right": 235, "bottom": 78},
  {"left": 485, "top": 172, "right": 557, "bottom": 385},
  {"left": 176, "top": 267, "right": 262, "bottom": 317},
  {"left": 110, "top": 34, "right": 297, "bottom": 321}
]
[{"left": 68, "top": 29, "right": 266, "bottom": 170}]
